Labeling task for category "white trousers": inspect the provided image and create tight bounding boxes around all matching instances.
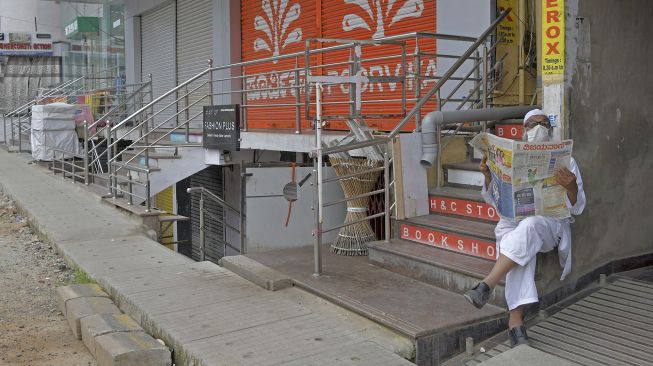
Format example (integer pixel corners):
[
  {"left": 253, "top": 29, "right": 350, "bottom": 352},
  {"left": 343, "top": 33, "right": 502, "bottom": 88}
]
[{"left": 495, "top": 216, "right": 561, "bottom": 310}]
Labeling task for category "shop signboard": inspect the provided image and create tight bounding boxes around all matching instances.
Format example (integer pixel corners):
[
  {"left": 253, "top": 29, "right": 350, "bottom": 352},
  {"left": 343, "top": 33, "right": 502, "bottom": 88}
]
[
  {"left": 203, "top": 105, "right": 241, "bottom": 151},
  {"left": 0, "top": 32, "right": 52, "bottom": 56},
  {"left": 65, "top": 17, "right": 100, "bottom": 39}
]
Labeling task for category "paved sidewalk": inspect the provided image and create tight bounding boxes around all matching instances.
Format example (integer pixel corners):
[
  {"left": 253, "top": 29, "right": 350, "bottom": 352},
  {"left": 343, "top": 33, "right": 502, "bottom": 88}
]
[{"left": 0, "top": 150, "right": 414, "bottom": 366}]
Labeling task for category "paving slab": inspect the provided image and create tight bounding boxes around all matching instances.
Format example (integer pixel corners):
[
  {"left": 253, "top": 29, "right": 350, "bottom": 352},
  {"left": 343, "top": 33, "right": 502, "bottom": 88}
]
[
  {"left": 183, "top": 316, "right": 410, "bottom": 366},
  {"left": 148, "top": 292, "right": 312, "bottom": 345},
  {"left": 95, "top": 331, "right": 171, "bottom": 366},
  {"left": 81, "top": 313, "right": 144, "bottom": 357}
]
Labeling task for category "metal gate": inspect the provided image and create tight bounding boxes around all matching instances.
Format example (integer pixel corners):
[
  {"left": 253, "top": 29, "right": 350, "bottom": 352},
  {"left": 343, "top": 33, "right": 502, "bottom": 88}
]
[
  {"left": 176, "top": 0, "right": 213, "bottom": 129},
  {"left": 189, "top": 166, "right": 225, "bottom": 263},
  {"left": 141, "top": 2, "right": 176, "bottom": 127}
]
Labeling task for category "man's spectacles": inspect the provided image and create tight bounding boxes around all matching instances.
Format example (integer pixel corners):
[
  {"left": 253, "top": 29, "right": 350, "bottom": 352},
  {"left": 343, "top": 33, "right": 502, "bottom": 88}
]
[{"left": 524, "top": 117, "right": 551, "bottom": 129}]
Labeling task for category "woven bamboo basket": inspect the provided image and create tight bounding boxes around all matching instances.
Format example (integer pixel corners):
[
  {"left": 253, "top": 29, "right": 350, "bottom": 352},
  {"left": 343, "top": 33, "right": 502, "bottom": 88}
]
[{"left": 329, "top": 157, "right": 383, "bottom": 256}]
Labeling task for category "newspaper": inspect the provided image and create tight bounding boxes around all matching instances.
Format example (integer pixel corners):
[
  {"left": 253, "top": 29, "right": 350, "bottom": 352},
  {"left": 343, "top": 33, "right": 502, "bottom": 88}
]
[{"left": 469, "top": 132, "right": 573, "bottom": 220}]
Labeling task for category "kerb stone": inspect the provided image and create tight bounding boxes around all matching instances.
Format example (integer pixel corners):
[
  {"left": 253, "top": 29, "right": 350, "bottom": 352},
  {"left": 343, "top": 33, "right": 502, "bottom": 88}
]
[
  {"left": 220, "top": 255, "right": 292, "bottom": 291},
  {"left": 81, "top": 314, "right": 143, "bottom": 357},
  {"left": 95, "top": 332, "right": 171, "bottom": 366},
  {"left": 65, "top": 296, "right": 121, "bottom": 339},
  {"left": 56, "top": 283, "right": 109, "bottom": 315}
]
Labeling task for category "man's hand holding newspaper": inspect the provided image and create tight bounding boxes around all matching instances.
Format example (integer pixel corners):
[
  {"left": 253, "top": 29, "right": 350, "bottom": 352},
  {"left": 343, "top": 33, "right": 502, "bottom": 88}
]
[{"left": 470, "top": 133, "right": 574, "bottom": 221}]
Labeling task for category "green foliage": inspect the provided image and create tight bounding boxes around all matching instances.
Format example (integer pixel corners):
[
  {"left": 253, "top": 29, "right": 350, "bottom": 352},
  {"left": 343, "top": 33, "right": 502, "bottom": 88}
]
[{"left": 59, "top": 267, "right": 94, "bottom": 286}]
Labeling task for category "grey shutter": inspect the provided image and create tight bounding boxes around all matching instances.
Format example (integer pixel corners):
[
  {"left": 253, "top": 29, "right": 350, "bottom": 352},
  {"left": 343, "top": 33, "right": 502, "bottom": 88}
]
[
  {"left": 176, "top": 0, "right": 213, "bottom": 129},
  {"left": 190, "top": 166, "right": 225, "bottom": 263},
  {"left": 141, "top": 3, "right": 176, "bottom": 128}
]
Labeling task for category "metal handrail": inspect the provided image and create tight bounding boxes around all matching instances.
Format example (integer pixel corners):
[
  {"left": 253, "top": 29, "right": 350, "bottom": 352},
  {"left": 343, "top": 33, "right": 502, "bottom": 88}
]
[
  {"left": 111, "top": 31, "right": 486, "bottom": 136},
  {"left": 387, "top": 8, "right": 510, "bottom": 139},
  {"left": 187, "top": 186, "right": 244, "bottom": 259},
  {"left": 187, "top": 187, "right": 240, "bottom": 215}
]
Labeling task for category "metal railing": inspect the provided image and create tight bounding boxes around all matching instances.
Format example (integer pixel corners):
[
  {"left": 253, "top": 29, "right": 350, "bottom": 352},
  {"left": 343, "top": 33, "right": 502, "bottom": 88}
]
[
  {"left": 2, "top": 76, "right": 85, "bottom": 151},
  {"left": 187, "top": 187, "right": 244, "bottom": 260},
  {"left": 101, "top": 28, "right": 500, "bottom": 207},
  {"left": 50, "top": 146, "right": 89, "bottom": 184},
  {"left": 308, "top": 9, "right": 511, "bottom": 275},
  {"left": 109, "top": 161, "right": 152, "bottom": 211},
  {"left": 2, "top": 67, "right": 127, "bottom": 153}
]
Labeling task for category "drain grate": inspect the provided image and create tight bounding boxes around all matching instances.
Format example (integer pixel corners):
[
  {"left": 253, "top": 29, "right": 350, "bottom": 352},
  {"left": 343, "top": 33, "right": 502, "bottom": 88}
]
[{"left": 465, "top": 278, "right": 653, "bottom": 366}]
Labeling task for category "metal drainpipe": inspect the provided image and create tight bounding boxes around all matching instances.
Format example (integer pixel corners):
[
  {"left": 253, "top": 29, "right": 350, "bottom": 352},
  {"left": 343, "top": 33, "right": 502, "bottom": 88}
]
[{"left": 419, "top": 105, "right": 539, "bottom": 168}]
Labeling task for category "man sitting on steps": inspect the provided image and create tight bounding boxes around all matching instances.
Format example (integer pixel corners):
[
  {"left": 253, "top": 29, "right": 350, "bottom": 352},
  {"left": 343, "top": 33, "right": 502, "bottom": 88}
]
[{"left": 463, "top": 109, "right": 586, "bottom": 346}]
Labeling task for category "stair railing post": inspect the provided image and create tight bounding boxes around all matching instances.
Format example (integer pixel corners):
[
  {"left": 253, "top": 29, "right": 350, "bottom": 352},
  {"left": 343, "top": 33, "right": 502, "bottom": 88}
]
[
  {"left": 145, "top": 172, "right": 151, "bottom": 212},
  {"left": 71, "top": 152, "right": 76, "bottom": 183},
  {"left": 199, "top": 192, "right": 206, "bottom": 261},
  {"left": 401, "top": 42, "right": 407, "bottom": 118},
  {"left": 112, "top": 127, "right": 120, "bottom": 195},
  {"left": 127, "top": 173, "right": 133, "bottom": 205},
  {"left": 242, "top": 69, "right": 248, "bottom": 132},
  {"left": 17, "top": 114, "right": 22, "bottom": 152},
  {"left": 313, "top": 82, "right": 323, "bottom": 277},
  {"left": 482, "top": 45, "right": 488, "bottom": 132},
  {"left": 414, "top": 38, "right": 422, "bottom": 130},
  {"left": 2, "top": 114, "right": 6, "bottom": 144},
  {"left": 208, "top": 59, "right": 214, "bottom": 106},
  {"left": 83, "top": 120, "right": 89, "bottom": 185},
  {"left": 184, "top": 84, "right": 190, "bottom": 143},
  {"left": 384, "top": 142, "right": 391, "bottom": 242},
  {"left": 148, "top": 73, "right": 154, "bottom": 130},
  {"left": 239, "top": 161, "right": 246, "bottom": 254},
  {"left": 294, "top": 57, "right": 301, "bottom": 134},
  {"left": 436, "top": 123, "right": 443, "bottom": 187},
  {"left": 474, "top": 49, "right": 481, "bottom": 109},
  {"left": 312, "top": 157, "right": 322, "bottom": 276},
  {"left": 10, "top": 115, "right": 14, "bottom": 147},
  {"left": 105, "top": 124, "right": 113, "bottom": 196},
  {"left": 61, "top": 152, "right": 65, "bottom": 181}
]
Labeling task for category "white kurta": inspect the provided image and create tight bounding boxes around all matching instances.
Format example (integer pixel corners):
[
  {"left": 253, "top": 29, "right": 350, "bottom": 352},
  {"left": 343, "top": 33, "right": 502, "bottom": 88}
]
[{"left": 481, "top": 158, "right": 586, "bottom": 310}]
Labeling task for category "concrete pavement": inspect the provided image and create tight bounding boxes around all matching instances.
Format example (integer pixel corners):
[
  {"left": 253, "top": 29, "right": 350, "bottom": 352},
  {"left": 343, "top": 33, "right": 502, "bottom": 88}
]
[{"left": 0, "top": 150, "right": 414, "bottom": 366}]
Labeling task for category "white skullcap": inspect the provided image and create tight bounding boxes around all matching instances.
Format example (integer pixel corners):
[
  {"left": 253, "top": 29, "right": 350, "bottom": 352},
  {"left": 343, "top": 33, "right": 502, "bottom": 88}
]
[{"left": 523, "top": 109, "right": 547, "bottom": 125}]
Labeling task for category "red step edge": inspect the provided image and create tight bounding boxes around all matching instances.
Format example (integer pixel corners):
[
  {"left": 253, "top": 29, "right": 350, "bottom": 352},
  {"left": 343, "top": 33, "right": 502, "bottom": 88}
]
[
  {"left": 429, "top": 195, "right": 500, "bottom": 222},
  {"left": 495, "top": 124, "right": 524, "bottom": 140},
  {"left": 400, "top": 223, "right": 497, "bottom": 261}
]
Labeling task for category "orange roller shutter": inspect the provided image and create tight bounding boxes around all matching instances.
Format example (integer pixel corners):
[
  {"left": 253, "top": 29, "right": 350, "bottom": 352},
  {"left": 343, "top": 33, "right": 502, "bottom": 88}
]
[
  {"left": 241, "top": 0, "right": 437, "bottom": 132},
  {"left": 241, "top": 0, "right": 317, "bottom": 130}
]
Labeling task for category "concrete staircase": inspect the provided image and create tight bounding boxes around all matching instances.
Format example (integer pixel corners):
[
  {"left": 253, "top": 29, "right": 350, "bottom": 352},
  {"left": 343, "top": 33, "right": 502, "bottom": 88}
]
[{"left": 369, "top": 122, "right": 525, "bottom": 309}]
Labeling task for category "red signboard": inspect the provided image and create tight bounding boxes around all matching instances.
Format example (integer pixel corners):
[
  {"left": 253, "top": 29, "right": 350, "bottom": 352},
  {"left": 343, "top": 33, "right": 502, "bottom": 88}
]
[
  {"left": 401, "top": 224, "right": 497, "bottom": 260},
  {"left": 495, "top": 124, "right": 523, "bottom": 140},
  {"left": 429, "top": 196, "right": 499, "bottom": 222}
]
